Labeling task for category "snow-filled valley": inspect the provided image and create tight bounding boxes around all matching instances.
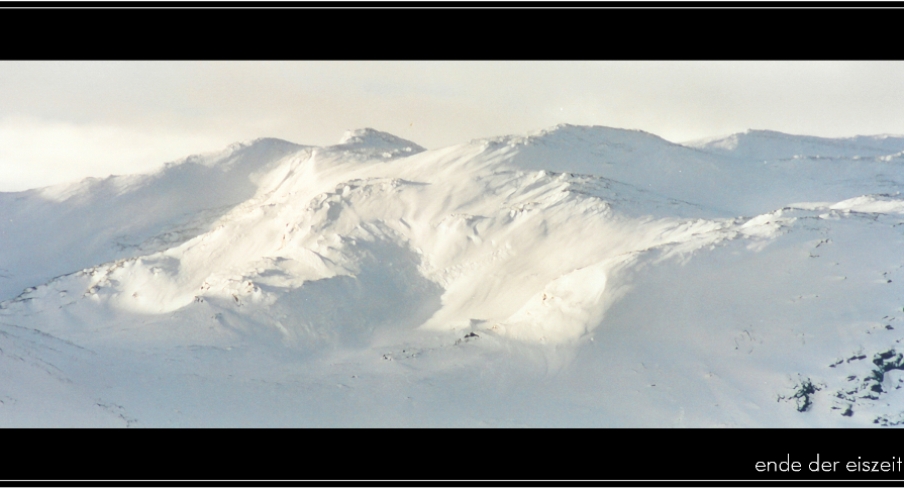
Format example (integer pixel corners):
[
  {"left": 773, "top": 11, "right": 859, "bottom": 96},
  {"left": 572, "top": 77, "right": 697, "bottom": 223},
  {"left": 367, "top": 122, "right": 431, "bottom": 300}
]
[{"left": 3, "top": 124, "right": 904, "bottom": 427}]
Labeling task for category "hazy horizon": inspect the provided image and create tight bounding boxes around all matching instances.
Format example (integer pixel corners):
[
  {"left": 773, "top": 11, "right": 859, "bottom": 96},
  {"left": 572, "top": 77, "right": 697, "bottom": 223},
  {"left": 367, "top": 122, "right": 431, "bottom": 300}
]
[{"left": 3, "top": 61, "right": 904, "bottom": 192}]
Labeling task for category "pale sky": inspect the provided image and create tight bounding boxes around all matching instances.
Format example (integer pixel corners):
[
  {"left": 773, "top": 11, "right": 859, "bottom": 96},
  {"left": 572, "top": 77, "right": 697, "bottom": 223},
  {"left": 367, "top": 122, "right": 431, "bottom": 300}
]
[{"left": 2, "top": 61, "right": 904, "bottom": 192}]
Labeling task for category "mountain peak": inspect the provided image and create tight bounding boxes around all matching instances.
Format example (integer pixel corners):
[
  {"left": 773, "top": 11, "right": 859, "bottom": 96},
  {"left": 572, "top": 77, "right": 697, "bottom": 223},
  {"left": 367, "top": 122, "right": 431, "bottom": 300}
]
[
  {"left": 488, "top": 123, "right": 675, "bottom": 152},
  {"left": 335, "top": 128, "right": 425, "bottom": 155},
  {"left": 228, "top": 137, "right": 301, "bottom": 152}
]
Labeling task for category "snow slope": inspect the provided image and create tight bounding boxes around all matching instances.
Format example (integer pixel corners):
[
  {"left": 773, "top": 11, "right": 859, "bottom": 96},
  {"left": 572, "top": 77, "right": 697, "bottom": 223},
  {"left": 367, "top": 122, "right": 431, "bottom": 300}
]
[
  {"left": 2, "top": 125, "right": 904, "bottom": 427},
  {"left": 0, "top": 138, "right": 305, "bottom": 301}
]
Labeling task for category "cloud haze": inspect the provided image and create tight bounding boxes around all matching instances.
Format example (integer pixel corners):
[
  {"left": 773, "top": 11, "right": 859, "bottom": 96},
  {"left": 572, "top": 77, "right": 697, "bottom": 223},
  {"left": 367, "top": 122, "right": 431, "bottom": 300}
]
[{"left": 2, "top": 61, "right": 904, "bottom": 191}]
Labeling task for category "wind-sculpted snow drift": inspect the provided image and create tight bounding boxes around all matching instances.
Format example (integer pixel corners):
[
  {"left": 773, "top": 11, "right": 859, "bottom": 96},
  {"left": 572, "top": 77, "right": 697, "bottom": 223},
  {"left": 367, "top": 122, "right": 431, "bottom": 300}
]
[{"left": 3, "top": 125, "right": 904, "bottom": 427}]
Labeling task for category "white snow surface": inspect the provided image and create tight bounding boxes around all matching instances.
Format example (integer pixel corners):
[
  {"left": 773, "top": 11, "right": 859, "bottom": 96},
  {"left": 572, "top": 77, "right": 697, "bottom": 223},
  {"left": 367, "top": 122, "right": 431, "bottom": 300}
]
[{"left": 3, "top": 125, "right": 904, "bottom": 427}]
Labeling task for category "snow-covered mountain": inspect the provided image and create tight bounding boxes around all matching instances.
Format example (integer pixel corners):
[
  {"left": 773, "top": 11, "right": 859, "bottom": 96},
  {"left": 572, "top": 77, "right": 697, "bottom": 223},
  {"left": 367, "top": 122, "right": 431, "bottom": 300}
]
[
  {"left": 688, "top": 129, "right": 904, "bottom": 161},
  {"left": 2, "top": 124, "right": 904, "bottom": 427}
]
